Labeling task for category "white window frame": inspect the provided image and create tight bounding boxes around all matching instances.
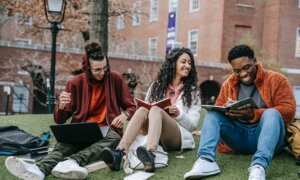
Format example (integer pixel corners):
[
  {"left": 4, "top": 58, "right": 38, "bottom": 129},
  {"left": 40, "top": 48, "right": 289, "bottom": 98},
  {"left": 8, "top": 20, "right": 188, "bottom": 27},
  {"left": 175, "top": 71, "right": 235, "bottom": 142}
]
[
  {"left": 296, "top": 28, "right": 300, "bottom": 57},
  {"left": 189, "top": 0, "right": 200, "bottom": 12},
  {"left": 172, "top": 42, "right": 182, "bottom": 49},
  {"left": 131, "top": 41, "right": 141, "bottom": 54},
  {"left": 117, "top": 14, "right": 125, "bottom": 30},
  {"left": 188, "top": 29, "right": 198, "bottom": 56},
  {"left": 169, "top": 0, "right": 178, "bottom": 12},
  {"left": 116, "top": 44, "right": 124, "bottom": 53},
  {"left": 149, "top": 0, "right": 159, "bottom": 22},
  {"left": 236, "top": 0, "right": 255, "bottom": 8},
  {"left": 294, "top": 86, "right": 300, "bottom": 118},
  {"left": 12, "top": 85, "right": 29, "bottom": 113},
  {"left": 148, "top": 37, "right": 157, "bottom": 56},
  {"left": 133, "top": 1, "right": 142, "bottom": 26},
  {"left": 15, "top": 13, "right": 32, "bottom": 26},
  {"left": 15, "top": 38, "right": 32, "bottom": 45},
  {"left": 298, "top": 0, "right": 300, "bottom": 8}
]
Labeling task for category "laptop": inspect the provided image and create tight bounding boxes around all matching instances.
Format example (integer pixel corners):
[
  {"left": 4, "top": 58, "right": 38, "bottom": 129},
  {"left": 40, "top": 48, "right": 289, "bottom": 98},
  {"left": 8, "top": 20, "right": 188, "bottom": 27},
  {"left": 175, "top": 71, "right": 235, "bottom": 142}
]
[{"left": 50, "top": 122, "right": 104, "bottom": 145}]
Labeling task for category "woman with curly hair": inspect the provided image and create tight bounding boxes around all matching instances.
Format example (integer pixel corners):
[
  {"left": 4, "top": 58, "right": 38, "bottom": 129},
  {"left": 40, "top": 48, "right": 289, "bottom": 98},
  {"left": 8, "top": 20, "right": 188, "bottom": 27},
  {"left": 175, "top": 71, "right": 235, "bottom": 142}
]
[{"left": 102, "top": 47, "right": 202, "bottom": 173}]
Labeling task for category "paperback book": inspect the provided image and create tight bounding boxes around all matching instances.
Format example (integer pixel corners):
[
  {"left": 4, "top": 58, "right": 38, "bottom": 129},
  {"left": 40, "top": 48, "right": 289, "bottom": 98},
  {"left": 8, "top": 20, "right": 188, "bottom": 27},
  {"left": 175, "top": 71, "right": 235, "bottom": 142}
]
[
  {"left": 202, "top": 97, "right": 258, "bottom": 113},
  {"left": 135, "top": 98, "right": 171, "bottom": 110}
]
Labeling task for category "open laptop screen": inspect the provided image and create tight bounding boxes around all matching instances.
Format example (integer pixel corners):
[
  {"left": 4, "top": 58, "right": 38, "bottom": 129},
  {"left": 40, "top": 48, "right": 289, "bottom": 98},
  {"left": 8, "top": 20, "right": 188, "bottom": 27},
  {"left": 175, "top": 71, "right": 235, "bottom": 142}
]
[{"left": 50, "top": 122, "right": 103, "bottom": 146}]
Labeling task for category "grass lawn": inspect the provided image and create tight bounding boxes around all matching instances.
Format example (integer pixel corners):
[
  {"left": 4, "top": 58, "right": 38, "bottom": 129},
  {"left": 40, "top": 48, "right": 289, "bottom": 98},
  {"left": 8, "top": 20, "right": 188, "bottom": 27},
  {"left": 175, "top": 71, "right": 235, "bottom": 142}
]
[{"left": 0, "top": 114, "right": 299, "bottom": 180}]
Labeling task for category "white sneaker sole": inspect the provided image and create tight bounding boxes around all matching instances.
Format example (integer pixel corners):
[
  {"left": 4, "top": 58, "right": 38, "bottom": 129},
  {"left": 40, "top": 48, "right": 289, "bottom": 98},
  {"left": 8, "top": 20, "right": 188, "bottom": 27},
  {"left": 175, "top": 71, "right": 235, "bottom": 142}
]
[
  {"left": 184, "top": 169, "right": 221, "bottom": 179},
  {"left": 52, "top": 169, "right": 88, "bottom": 179},
  {"left": 5, "top": 156, "right": 41, "bottom": 180}
]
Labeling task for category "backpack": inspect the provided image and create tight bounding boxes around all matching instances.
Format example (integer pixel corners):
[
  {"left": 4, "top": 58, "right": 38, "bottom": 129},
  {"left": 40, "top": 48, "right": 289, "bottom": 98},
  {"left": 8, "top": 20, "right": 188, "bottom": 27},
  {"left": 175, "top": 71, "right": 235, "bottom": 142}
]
[
  {"left": 0, "top": 126, "right": 50, "bottom": 155},
  {"left": 286, "top": 120, "right": 300, "bottom": 165}
]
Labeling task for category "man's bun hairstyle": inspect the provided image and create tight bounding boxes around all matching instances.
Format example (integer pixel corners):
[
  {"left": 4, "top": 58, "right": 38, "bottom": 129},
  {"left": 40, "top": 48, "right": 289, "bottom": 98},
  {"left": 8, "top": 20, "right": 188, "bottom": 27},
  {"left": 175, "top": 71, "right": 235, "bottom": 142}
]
[{"left": 85, "top": 41, "right": 106, "bottom": 61}]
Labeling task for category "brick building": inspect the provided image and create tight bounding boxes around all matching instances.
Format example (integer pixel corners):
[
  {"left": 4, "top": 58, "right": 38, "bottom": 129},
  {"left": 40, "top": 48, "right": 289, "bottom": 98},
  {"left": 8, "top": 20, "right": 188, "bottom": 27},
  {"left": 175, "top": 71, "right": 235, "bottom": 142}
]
[{"left": 0, "top": 0, "right": 300, "bottom": 115}]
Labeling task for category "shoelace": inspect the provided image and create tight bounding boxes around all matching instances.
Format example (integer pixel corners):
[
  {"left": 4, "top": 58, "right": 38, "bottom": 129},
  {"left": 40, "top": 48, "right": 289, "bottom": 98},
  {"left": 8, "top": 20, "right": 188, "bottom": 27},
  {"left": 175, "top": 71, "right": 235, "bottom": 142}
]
[
  {"left": 248, "top": 165, "right": 264, "bottom": 179},
  {"left": 193, "top": 158, "right": 206, "bottom": 168}
]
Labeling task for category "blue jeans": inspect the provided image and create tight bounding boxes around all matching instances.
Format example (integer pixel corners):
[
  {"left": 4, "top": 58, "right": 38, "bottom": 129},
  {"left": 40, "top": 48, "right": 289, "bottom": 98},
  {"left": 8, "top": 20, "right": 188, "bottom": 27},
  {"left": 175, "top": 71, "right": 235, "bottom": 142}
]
[{"left": 197, "top": 109, "right": 286, "bottom": 169}]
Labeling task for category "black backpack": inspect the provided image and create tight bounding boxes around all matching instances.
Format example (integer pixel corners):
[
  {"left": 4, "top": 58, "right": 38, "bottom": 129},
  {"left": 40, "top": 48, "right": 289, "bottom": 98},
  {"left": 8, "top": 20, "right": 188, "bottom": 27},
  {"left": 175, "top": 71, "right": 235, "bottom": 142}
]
[{"left": 0, "top": 126, "right": 50, "bottom": 155}]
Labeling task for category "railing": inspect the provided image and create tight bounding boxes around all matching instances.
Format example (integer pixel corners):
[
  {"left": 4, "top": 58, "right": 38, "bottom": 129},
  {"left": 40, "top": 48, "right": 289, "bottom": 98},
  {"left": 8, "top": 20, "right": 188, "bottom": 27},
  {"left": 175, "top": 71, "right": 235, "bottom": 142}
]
[
  {"left": 0, "top": 40, "right": 229, "bottom": 68},
  {"left": 0, "top": 40, "right": 83, "bottom": 54}
]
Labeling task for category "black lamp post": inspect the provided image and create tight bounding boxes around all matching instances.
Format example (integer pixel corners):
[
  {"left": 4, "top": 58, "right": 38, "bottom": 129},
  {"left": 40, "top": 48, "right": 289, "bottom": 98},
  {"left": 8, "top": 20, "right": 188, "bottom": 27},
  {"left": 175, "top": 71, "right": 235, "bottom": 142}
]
[{"left": 44, "top": 0, "right": 67, "bottom": 113}]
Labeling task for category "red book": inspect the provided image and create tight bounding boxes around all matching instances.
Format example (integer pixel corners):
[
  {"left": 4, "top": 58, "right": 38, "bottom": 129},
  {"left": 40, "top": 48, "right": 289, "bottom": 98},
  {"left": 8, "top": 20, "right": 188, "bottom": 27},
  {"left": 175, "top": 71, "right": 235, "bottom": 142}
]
[{"left": 135, "top": 98, "right": 171, "bottom": 111}]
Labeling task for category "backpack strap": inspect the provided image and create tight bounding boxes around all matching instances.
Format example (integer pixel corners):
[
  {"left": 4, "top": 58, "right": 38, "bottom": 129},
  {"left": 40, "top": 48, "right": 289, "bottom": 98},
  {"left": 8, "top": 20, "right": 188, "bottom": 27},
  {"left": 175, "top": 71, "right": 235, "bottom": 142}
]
[
  {"left": 41, "top": 131, "right": 50, "bottom": 142},
  {"left": 0, "top": 151, "right": 14, "bottom": 155},
  {"left": 37, "top": 131, "right": 50, "bottom": 147}
]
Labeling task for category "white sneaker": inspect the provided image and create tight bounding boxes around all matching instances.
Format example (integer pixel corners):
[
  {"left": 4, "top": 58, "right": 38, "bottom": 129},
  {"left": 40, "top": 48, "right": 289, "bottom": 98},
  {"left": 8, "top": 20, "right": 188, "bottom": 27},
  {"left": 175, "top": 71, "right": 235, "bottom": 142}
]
[
  {"left": 5, "top": 156, "right": 45, "bottom": 180},
  {"left": 248, "top": 164, "right": 266, "bottom": 180},
  {"left": 52, "top": 158, "right": 88, "bottom": 179},
  {"left": 184, "top": 158, "right": 220, "bottom": 179}
]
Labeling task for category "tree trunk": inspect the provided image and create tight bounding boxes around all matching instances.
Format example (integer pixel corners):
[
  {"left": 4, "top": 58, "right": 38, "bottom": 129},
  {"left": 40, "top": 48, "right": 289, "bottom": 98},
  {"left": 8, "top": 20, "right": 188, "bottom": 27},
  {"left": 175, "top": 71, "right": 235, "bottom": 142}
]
[{"left": 90, "top": 0, "right": 108, "bottom": 53}]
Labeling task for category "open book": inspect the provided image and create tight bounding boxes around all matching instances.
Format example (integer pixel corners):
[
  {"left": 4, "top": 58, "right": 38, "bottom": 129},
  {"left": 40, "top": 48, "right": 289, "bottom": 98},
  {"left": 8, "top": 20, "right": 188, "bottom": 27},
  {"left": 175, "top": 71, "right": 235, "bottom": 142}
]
[
  {"left": 124, "top": 171, "right": 155, "bottom": 180},
  {"left": 202, "top": 97, "right": 258, "bottom": 113},
  {"left": 135, "top": 98, "right": 171, "bottom": 110}
]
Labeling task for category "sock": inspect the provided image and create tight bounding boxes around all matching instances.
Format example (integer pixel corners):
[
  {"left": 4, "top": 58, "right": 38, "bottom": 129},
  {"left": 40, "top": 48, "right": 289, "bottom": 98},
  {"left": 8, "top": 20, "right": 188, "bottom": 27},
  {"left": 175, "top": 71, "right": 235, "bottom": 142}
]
[{"left": 200, "top": 157, "right": 213, "bottom": 162}]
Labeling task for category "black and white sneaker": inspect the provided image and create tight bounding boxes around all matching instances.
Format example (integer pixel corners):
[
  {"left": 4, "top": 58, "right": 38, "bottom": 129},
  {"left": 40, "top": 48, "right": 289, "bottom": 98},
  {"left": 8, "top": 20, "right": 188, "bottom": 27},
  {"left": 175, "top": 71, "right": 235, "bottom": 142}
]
[
  {"left": 136, "top": 146, "right": 156, "bottom": 173},
  {"left": 101, "top": 147, "right": 124, "bottom": 171}
]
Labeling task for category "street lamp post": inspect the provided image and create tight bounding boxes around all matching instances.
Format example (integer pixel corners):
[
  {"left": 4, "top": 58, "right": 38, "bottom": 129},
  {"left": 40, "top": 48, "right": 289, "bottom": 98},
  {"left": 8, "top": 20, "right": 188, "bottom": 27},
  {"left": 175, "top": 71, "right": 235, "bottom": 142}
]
[{"left": 44, "top": 0, "right": 67, "bottom": 113}]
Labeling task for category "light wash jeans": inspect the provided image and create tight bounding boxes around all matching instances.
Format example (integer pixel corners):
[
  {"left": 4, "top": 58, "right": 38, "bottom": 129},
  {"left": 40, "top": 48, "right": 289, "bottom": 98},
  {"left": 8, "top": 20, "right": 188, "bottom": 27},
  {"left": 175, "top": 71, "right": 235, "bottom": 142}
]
[{"left": 197, "top": 108, "right": 286, "bottom": 169}]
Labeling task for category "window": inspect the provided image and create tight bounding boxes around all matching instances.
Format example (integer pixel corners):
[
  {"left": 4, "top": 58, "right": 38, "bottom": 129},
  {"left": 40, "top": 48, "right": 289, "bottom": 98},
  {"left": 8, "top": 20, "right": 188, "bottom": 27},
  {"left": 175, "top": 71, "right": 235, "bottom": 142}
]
[
  {"left": 12, "top": 85, "right": 29, "bottom": 113},
  {"left": 133, "top": 1, "right": 142, "bottom": 26},
  {"left": 131, "top": 41, "right": 141, "bottom": 55},
  {"left": 169, "top": 0, "right": 178, "bottom": 12},
  {"left": 188, "top": 30, "right": 198, "bottom": 55},
  {"left": 117, "top": 14, "right": 125, "bottom": 30},
  {"left": 296, "top": 28, "right": 300, "bottom": 57},
  {"left": 234, "top": 25, "right": 251, "bottom": 44},
  {"left": 236, "top": 0, "right": 254, "bottom": 8},
  {"left": 148, "top": 38, "right": 157, "bottom": 56},
  {"left": 150, "top": 0, "right": 159, "bottom": 21},
  {"left": 172, "top": 42, "right": 182, "bottom": 49},
  {"left": 299, "top": 0, "right": 300, "bottom": 8},
  {"left": 116, "top": 44, "right": 124, "bottom": 53},
  {"left": 15, "top": 38, "right": 32, "bottom": 45},
  {"left": 15, "top": 13, "right": 32, "bottom": 25},
  {"left": 190, "top": 0, "right": 200, "bottom": 12},
  {"left": 294, "top": 86, "right": 300, "bottom": 118}
]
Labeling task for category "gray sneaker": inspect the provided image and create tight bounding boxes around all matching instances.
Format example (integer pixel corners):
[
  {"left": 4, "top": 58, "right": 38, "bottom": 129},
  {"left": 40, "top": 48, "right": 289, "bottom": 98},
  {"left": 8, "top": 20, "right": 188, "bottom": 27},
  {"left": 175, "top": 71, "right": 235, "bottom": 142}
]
[
  {"left": 52, "top": 159, "right": 88, "bottom": 179},
  {"left": 248, "top": 164, "right": 266, "bottom": 180},
  {"left": 184, "top": 158, "right": 220, "bottom": 179},
  {"left": 5, "top": 156, "right": 45, "bottom": 180}
]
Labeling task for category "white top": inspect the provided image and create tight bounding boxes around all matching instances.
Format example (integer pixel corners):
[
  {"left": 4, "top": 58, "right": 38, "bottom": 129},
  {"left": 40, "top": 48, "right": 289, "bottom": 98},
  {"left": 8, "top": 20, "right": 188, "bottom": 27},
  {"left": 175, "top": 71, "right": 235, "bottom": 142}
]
[{"left": 145, "top": 84, "right": 202, "bottom": 149}]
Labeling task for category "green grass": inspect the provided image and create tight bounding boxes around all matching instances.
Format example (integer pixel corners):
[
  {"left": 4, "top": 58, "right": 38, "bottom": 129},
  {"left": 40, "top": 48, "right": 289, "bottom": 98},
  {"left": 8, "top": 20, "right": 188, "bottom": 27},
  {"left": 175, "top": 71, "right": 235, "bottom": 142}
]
[{"left": 0, "top": 114, "right": 299, "bottom": 180}]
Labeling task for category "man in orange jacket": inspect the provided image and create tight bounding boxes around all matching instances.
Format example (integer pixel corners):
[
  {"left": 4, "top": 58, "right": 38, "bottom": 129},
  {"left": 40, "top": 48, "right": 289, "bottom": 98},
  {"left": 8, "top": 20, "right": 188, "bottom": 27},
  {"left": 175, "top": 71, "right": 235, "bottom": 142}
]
[{"left": 185, "top": 45, "right": 296, "bottom": 180}]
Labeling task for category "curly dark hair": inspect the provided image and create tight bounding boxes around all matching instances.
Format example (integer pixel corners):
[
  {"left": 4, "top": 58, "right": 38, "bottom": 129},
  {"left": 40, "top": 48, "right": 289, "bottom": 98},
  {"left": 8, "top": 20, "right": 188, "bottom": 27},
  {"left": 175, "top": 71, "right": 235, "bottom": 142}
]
[
  {"left": 227, "top": 44, "right": 254, "bottom": 63},
  {"left": 148, "top": 48, "right": 200, "bottom": 107},
  {"left": 84, "top": 41, "right": 106, "bottom": 61}
]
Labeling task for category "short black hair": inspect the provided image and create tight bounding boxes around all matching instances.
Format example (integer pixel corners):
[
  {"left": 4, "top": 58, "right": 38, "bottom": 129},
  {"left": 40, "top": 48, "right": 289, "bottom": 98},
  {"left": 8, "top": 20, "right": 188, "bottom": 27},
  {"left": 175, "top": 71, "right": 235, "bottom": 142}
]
[
  {"left": 227, "top": 44, "right": 254, "bottom": 63},
  {"left": 85, "top": 41, "right": 106, "bottom": 61}
]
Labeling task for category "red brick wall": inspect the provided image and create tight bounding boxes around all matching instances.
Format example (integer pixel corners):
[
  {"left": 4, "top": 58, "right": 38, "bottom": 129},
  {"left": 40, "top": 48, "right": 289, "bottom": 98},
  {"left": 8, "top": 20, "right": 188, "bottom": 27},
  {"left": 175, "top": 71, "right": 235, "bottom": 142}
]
[{"left": 0, "top": 46, "right": 228, "bottom": 113}]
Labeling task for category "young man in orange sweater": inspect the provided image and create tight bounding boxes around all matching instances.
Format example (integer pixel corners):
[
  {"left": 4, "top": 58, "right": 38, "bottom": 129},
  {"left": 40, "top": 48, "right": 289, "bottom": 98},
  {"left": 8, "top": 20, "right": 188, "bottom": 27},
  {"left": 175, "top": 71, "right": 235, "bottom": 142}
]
[{"left": 185, "top": 45, "right": 296, "bottom": 180}]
